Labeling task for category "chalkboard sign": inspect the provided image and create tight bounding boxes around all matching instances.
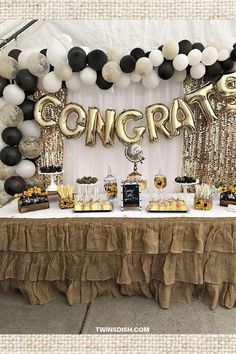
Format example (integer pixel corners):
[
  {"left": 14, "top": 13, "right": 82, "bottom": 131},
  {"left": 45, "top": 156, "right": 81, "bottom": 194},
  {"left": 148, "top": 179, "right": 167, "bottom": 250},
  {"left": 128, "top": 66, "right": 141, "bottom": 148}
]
[{"left": 121, "top": 182, "right": 141, "bottom": 210}]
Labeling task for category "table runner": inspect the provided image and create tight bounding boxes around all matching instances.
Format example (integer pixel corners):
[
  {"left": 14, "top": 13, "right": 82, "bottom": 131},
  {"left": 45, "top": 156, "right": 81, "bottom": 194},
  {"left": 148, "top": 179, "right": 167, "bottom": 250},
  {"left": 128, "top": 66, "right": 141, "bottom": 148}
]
[{"left": 0, "top": 216, "right": 235, "bottom": 309}]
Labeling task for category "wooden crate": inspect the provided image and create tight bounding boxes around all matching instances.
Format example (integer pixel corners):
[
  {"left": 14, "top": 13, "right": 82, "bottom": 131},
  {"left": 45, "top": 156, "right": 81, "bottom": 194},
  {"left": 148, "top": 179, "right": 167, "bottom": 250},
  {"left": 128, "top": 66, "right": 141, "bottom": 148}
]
[{"left": 18, "top": 201, "right": 49, "bottom": 213}]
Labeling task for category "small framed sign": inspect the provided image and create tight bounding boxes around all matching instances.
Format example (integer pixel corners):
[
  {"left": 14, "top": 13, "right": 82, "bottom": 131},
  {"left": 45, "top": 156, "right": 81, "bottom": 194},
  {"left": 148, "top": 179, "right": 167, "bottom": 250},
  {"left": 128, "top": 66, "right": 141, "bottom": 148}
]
[{"left": 121, "top": 182, "right": 142, "bottom": 210}]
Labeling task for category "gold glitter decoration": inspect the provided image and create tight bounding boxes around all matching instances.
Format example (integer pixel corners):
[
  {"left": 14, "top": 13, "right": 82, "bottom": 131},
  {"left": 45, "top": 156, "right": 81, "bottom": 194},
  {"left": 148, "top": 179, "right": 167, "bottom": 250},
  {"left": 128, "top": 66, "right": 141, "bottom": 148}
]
[
  {"left": 32, "top": 88, "right": 67, "bottom": 188},
  {"left": 182, "top": 76, "right": 236, "bottom": 185}
]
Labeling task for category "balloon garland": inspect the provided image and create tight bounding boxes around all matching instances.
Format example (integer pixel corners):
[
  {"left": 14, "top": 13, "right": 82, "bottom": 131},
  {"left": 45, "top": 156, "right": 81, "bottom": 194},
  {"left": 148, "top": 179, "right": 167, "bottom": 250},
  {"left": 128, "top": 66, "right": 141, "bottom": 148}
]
[
  {"left": 0, "top": 39, "right": 235, "bottom": 94},
  {"left": 0, "top": 38, "right": 236, "bottom": 198}
]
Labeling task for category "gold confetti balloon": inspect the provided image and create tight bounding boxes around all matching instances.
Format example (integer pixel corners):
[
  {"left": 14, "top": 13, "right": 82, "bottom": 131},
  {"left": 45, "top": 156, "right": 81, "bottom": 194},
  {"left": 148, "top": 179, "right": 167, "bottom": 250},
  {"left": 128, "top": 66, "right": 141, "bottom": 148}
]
[
  {"left": 0, "top": 104, "right": 24, "bottom": 127},
  {"left": 19, "top": 136, "right": 43, "bottom": 159}
]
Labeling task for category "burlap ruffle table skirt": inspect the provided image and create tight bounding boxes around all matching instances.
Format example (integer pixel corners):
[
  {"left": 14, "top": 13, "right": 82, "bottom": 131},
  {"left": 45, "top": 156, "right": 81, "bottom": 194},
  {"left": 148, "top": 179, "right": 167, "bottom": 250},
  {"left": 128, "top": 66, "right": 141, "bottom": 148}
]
[{"left": 0, "top": 217, "right": 235, "bottom": 309}]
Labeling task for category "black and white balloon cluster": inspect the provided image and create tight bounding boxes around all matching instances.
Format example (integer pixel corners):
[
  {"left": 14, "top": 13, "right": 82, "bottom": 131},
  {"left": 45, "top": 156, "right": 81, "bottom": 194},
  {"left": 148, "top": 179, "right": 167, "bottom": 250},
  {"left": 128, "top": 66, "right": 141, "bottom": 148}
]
[
  {"left": 0, "top": 51, "right": 42, "bottom": 196},
  {"left": 0, "top": 39, "right": 235, "bottom": 96}
]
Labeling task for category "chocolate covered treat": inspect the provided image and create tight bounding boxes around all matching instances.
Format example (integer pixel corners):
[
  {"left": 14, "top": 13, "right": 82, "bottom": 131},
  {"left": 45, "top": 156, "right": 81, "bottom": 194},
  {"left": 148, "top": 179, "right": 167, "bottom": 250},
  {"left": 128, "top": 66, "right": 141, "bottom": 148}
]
[
  {"left": 175, "top": 176, "right": 196, "bottom": 183},
  {"left": 76, "top": 176, "right": 98, "bottom": 184}
]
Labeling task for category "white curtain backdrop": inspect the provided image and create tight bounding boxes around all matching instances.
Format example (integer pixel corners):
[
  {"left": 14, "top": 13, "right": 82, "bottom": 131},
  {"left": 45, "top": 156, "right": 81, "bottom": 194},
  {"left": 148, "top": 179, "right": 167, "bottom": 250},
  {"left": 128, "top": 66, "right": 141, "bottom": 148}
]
[{"left": 5, "top": 20, "right": 236, "bottom": 192}]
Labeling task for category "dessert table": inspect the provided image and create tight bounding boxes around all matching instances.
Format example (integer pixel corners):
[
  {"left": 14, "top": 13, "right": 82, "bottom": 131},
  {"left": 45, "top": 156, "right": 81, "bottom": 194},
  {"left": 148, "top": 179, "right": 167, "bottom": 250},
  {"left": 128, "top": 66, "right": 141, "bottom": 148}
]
[{"left": 0, "top": 195, "right": 235, "bottom": 309}]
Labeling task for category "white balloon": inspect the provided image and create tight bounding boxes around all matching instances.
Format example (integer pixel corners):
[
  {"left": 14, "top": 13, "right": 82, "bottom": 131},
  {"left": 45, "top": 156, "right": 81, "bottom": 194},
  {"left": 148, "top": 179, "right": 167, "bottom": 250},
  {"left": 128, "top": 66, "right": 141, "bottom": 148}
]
[
  {"left": 202, "top": 46, "right": 218, "bottom": 66},
  {"left": 66, "top": 73, "right": 82, "bottom": 91},
  {"left": 171, "top": 70, "right": 187, "bottom": 83},
  {"left": 162, "top": 40, "right": 179, "bottom": 60},
  {"left": 18, "top": 49, "right": 37, "bottom": 69},
  {"left": 135, "top": 57, "right": 153, "bottom": 76},
  {"left": 130, "top": 72, "right": 141, "bottom": 83},
  {"left": 19, "top": 120, "right": 41, "bottom": 138},
  {"left": 107, "top": 47, "right": 125, "bottom": 63},
  {"left": 54, "top": 62, "right": 73, "bottom": 81},
  {"left": 190, "top": 63, "right": 206, "bottom": 79},
  {"left": 42, "top": 72, "right": 62, "bottom": 93},
  {"left": 142, "top": 70, "right": 160, "bottom": 88},
  {"left": 218, "top": 49, "right": 230, "bottom": 61},
  {"left": 3, "top": 84, "right": 25, "bottom": 105},
  {"left": 79, "top": 67, "right": 97, "bottom": 85},
  {"left": 188, "top": 49, "right": 202, "bottom": 66},
  {"left": 46, "top": 43, "right": 67, "bottom": 67},
  {"left": 173, "top": 54, "right": 189, "bottom": 71},
  {"left": 114, "top": 73, "right": 130, "bottom": 89},
  {"left": 15, "top": 160, "right": 36, "bottom": 179},
  {"left": 149, "top": 49, "right": 164, "bottom": 67},
  {"left": 0, "top": 97, "right": 6, "bottom": 109}
]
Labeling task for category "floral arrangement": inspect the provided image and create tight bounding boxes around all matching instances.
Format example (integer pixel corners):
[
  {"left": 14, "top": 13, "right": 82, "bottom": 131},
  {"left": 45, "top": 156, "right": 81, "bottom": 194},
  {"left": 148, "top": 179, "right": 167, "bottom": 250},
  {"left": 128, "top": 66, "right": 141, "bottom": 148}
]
[{"left": 15, "top": 186, "right": 48, "bottom": 207}]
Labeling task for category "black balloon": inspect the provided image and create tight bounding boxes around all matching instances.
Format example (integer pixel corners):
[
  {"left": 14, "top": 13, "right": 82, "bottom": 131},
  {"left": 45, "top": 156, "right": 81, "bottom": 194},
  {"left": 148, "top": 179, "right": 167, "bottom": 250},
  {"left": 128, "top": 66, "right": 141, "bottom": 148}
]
[
  {"left": 0, "top": 146, "right": 22, "bottom": 166},
  {"left": 186, "top": 65, "right": 191, "bottom": 75},
  {"left": 179, "top": 40, "right": 192, "bottom": 55},
  {"left": 8, "top": 49, "right": 22, "bottom": 61},
  {"left": 158, "top": 60, "right": 174, "bottom": 80},
  {"left": 130, "top": 48, "right": 145, "bottom": 61},
  {"left": 230, "top": 49, "right": 236, "bottom": 61},
  {"left": 96, "top": 72, "right": 113, "bottom": 90},
  {"left": 158, "top": 45, "right": 163, "bottom": 51},
  {"left": 205, "top": 62, "right": 222, "bottom": 79},
  {"left": 0, "top": 76, "right": 9, "bottom": 97},
  {"left": 120, "top": 55, "right": 136, "bottom": 73},
  {"left": 4, "top": 176, "right": 26, "bottom": 195},
  {"left": 145, "top": 51, "right": 151, "bottom": 58},
  {"left": 15, "top": 69, "right": 38, "bottom": 93},
  {"left": 68, "top": 46, "right": 86, "bottom": 57},
  {"left": 19, "top": 99, "right": 35, "bottom": 120},
  {"left": 192, "top": 42, "right": 205, "bottom": 52},
  {"left": 87, "top": 49, "right": 107, "bottom": 71},
  {"left": 68, "top": 49, "right": 87, "bottom": 72},
  {"left": 222, "top": 59, "right": 234, "bottom": 72},
  {"left": 40, "top": 48, "right": 47, "bottom": 56},
  {"left": 233, "top": 43, "right": 236, "bottom": 49},
  {"left": 2, "top": 127, "right": 22, "bottom": 146}
]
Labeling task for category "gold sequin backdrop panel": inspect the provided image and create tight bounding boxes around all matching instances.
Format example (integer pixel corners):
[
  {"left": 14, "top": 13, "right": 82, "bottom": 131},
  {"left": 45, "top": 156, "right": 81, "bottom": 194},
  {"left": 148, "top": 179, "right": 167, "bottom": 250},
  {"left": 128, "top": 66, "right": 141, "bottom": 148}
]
[
  {"left": 182, "top": 77, "right": 236, "bottom": 185},
  {"left": 33, "top": 88, "right": 67, "bottom": 187}
]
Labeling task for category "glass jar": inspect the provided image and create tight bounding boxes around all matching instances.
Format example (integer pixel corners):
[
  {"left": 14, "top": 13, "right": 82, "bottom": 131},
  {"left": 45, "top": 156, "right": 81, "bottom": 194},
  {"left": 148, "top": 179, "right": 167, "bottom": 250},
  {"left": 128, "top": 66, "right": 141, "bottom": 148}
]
[{"left": 104, "top": 167, "right": 118, "bottom": 200}]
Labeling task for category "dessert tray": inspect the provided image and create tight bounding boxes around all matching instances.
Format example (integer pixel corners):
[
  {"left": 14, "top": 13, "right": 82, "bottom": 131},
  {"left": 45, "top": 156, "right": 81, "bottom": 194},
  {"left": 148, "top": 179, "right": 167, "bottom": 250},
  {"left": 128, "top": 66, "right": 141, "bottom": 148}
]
[
  {"left": 73, "top": 201, "right": 113, "bottom": 212},
  {"left": 146, "top": 199, "right": 189, "bottom": 213}
]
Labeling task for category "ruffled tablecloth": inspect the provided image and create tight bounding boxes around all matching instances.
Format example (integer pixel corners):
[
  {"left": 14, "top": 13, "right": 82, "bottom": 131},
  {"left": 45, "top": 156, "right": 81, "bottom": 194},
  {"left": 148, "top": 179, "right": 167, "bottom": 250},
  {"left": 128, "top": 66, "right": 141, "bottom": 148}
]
[{"left": 0, "top": 217, "right": 235, "bottom": 309}]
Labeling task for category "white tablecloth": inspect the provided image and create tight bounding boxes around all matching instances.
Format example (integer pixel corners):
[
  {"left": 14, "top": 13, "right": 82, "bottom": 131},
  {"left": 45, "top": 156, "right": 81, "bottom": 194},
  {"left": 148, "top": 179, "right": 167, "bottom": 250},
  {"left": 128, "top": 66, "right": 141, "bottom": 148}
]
[{"left": 0, "top": 194, "right": 235, "bottom": 219}]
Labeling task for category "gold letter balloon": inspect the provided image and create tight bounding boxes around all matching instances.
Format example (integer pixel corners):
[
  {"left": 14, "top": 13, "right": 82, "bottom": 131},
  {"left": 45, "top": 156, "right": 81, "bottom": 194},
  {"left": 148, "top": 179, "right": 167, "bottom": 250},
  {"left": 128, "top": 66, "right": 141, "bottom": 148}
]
[
  {"left": 115, "top": 109, "right": 146, "bottom": 145},
  {"left": 59, "top": 103, "right": 86, "bottom": 138},
  {"left": 85, "top": 107, "right": 116, "bottom": 147},
  {"left": 34, "top": 95, "right": 62, "bottom": 127}
]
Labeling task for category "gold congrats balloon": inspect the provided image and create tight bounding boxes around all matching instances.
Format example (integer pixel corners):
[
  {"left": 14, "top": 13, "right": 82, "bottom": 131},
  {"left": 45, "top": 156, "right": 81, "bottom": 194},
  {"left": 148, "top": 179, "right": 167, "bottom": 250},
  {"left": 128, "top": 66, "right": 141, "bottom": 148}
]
[
  {"left": 59, "top": 103, "right": 86, "bottom": 138},
  {"left": 216, "top": 72, "right": 236, "bottom": 96},
  {"left": 34, "top": 95, "right": 62, "bottom": 127},
  {"left": 169, "top": 98, "right": 195, "bottom": 136},
  {"left": 145, "top": 104, "right": 170, "bottom": 141},
  {"left": 86, "top": 107, "right": 116, "bottom": 147},
  {"left": 216, "top": 72, "right": 236, "bottom": 114},
  {"left": 115, "top": 109, "right": 146, "bottom": 145},
  {"left": 185, "top": 83, "right": 217, "bottom": 124}
]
